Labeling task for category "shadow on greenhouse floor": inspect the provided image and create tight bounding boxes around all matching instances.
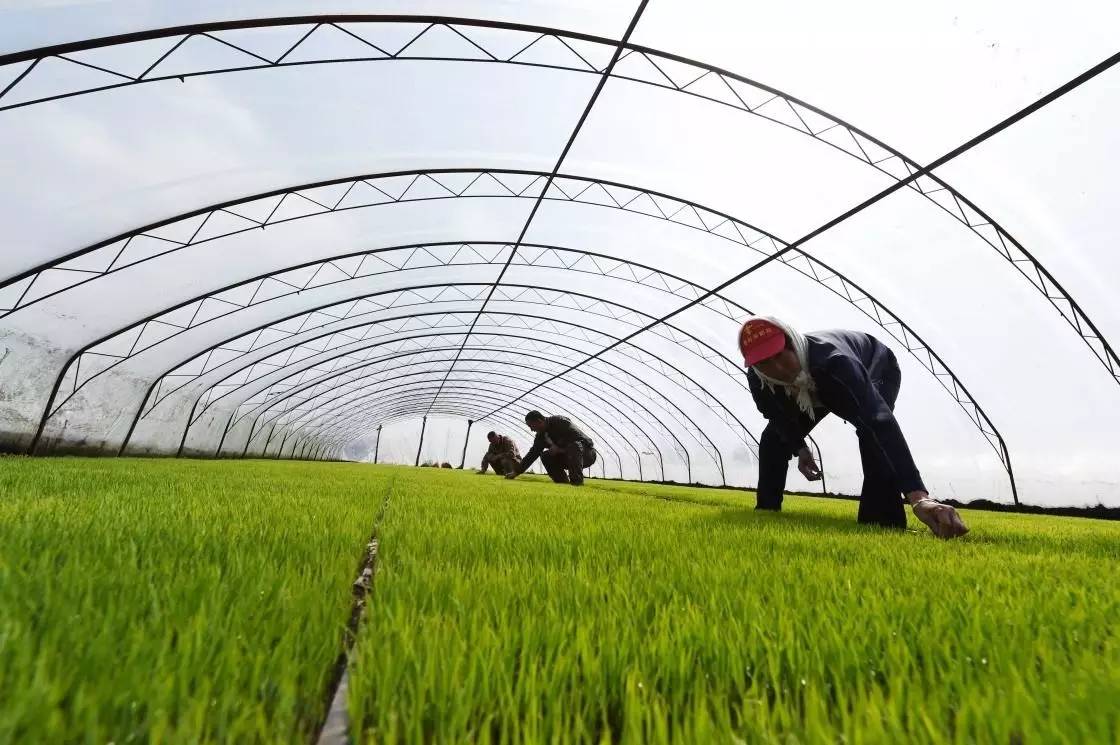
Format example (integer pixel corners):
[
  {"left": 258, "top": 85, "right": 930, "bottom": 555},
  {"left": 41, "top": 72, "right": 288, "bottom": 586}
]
[
  {"left": 701, "top": 506, "right": 878, "bottom": 536},
  {"left": 700, "top": 506, "right": 1120, "bottom": 560}
]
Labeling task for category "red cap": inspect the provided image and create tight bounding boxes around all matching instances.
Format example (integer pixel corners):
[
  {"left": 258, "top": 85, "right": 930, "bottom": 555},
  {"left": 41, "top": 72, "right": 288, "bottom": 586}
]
[{"left": 739, "top": 319, "right": 786, "bottom": 366}]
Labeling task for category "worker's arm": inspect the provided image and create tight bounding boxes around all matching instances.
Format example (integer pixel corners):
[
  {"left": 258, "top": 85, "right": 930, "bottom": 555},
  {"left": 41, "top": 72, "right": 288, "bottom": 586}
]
[
  {"left": 822, "top": 356, "right": 967, "bottom": 538},
  {"left": 508, "top": 433, "right": 545, "bottom": 478},
  {"left": 748, "top": 373, "right": 809, "bottom": 453}
]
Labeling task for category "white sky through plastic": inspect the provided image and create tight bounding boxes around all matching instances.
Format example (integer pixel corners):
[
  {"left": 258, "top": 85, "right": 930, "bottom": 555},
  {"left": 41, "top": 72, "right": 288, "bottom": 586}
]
[{"left": 0, "top": 0, "right": 1117, "bottom": 506}]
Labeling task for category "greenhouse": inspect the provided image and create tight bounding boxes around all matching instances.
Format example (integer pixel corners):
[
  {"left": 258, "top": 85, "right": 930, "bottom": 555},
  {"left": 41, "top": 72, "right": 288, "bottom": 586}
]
[{"left": 1, "top": 1, "right": 1118, "bottom": 742}]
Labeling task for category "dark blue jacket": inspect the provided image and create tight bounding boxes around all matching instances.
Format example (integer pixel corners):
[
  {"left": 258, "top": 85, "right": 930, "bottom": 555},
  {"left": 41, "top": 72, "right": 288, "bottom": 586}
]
[{"left": 747, "top": 330, "right": 926, "bottom": 494}]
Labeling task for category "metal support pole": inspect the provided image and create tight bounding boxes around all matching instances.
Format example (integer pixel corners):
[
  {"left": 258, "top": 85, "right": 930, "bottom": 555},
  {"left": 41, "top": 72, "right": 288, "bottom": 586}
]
[
  {"left": 276, "top": 430, "right": 290, "bottom": 459},
  {"left": 458, "top": 419, "right": 473, "bottom": 469},
  {"left": 260, "top": 423, "right": 278, "bottom": 459},
  {"left": 373, "top": 424, "right": 382, "bottom": 464},
  {"left": 414, "top": 416, "right": 427, "bottom": 467}
]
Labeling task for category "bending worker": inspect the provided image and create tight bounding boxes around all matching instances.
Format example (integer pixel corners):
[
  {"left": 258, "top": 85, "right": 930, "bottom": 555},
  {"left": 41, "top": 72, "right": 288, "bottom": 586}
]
[
  {"left": 476, "top": 431, "right": 521, "bottom": 476},
  {"left": 739, "top": 316, "right": 968, "bottom": 539},
  {"left": 505, "top": 410, "right": 597, "bottom": 486}
]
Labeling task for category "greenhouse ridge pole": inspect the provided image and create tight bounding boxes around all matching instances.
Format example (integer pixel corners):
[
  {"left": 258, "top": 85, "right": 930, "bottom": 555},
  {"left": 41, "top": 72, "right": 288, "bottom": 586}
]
[
  {"left": 418, "top": 0, "right": 651, "bottom": 418},
  {"left": 459, "top": 420, "right": 473, "bottom": 469},
  {"left": 414, "top": 416, "right": 427, "bottom": 467}
]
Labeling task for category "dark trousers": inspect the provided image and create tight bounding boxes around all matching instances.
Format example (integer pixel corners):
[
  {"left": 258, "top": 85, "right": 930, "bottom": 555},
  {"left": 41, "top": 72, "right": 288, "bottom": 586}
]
[
  {"left": 540, "top": 442, "right": 597, "bottom": 485},
  {"left": 482, "top": 453, "right": 520, "bottom": 475},
  {"left": 756, "top": 364, "right": 905, "bottom": 528}
]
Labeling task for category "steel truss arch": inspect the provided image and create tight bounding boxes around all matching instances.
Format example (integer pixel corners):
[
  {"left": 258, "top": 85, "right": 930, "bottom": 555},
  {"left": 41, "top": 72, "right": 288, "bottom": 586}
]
[
  {"left": 245, "top": 346, "right": 698, "bottom": 480},
  {"left": 284, "top": 380, "right": 645, "bottom": 472},
  {"left": 72, "top": 281, "right": 757, "bottom": 464},
  {"left": 17, "top": 168, "right": 1014, "bottom": 487},
  {"left": 245, "top": 384, "right": 631, "bottom": 479},
  {"left": 194, "top": 327, "right": 737, "bottom": 483},
  {"left": 283, "top": 401, "right": 532, "bottom": 466},
  {"left": 306, "top": 385, "right": 631, "bottom": 472},
  {"left": 241, "top": 355, "right": 700, "bottom": 481},
  {"left": 239, "top": 364, "right": 657, "bottom": 467},
  {"left": 41, "top": 243, "right": 753, "bottom": 432},
  {"left": 300, "top": 403, "right": 534, "bottom": 463},
  {"left": 0, "top": 17, "right": 1113, "bottom": 388},
  {"left": 199, "top": 337, "right": 726, "bottom": 482},
  {"left": 295, "top": 401, "right": 577, "bottom": 474},
  {"left": 184, "top": 312, "right": 753, "bottom": 453},
  {"left": 180, "top": 304, "right": 752, "bottom": 439},
  {"left": 289, "top": 384, "right": 634, "bottom": 478}
]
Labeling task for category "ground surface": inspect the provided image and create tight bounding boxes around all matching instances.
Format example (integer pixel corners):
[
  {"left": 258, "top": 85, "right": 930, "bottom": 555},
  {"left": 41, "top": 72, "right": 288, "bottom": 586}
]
[{"left": 1, "top": 459, "right": 1118, "bottom": 743}]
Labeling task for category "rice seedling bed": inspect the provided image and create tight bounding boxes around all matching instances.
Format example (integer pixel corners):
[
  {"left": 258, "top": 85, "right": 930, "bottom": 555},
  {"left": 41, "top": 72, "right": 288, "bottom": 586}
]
[
  {"left": 2, "top": 459, "right": 1118, "bottom": 743},
  {"left": 348, "top": 467, "right": 1120, "bottom": 743},
  {"left": 0, "top": 457, "right": 393, "bottom": 743}
]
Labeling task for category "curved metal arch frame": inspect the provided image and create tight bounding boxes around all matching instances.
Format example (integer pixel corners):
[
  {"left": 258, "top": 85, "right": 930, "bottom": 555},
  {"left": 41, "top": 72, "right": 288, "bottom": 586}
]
[
  {"left": 297, "top": 401, "right": 584, "bottom": 475},
  {"left": 186, "top": 313, "right": 752, "bottom": 467},
  {"left": 358, "top": 385, "right": 637, "bottom": 477},
  {"left": 242, "top": 354, "right": 705, "bottom": 481},
  {"left": 278, "top": 396, "right": 520, "bottom": 460},
  {"left": 242, "top": 364, "right": 658, "bottom": 470},
  {"left": 256, "top": 358, "right": 680, "bottom": 469},
  {"left": 205, "top": 337, "right": 726, "bottom": 482},
  {"left": 83, "top": 292, "right": 737, "bottom": 466},
  {"left": 0, "top": 16, "right": 1113, "bottom": 389},
  {"left": 279, "top": 379, "right": 642, "bottom": 478},
  {"left": 15, "top": 165, "right": 1016, "bottom": 488},
  {"left": 246, "top": 385, "right": 632, "bottom": 479},
  {"left": 198, "top": 331, "right": 735, "bottom": 483},
  {"left": 0, "top": 168, "right": 781, "bottom": 316},
  {"left": 300, "top": 403, "right": 534, "bottom": 463},
  {"left": 281, "top": 401, "right": 530, "bottom": 467},
  {"left": 176, "top": 299, "right": 756, "bottom": 444},
  {"left": 259, "top": 345, "right": 704, "bottom": 482},
  {"left": 43, "top": 241, "right": 753, "bottom": 429},
  {"left": 302, "top": 389, "right": 626, "bottom": 475},
  {"left": 76, "top": 275, "right": 755, "bottom": 463},
  {"left": 251, "top": 346, "right": 697, "bottom": 478}
]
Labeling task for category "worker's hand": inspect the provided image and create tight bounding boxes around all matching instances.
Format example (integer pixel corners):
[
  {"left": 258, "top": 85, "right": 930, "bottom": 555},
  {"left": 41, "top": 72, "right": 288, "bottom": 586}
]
[
  {"left": 796, "top": 447, "right": 822, "bottom": 481},
  {"left": 504, "top": 472, "right": 518, "bottom": 480},
  {"left": 911, "top": 498, "right": 969, "bottom": 539}
]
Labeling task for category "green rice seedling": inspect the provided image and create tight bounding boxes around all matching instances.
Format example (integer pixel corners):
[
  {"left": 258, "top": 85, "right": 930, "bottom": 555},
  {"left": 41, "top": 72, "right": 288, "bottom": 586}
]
[
  {"left": 0, "top": 457, "right": 394, "bottom": 743},
  {"left": 3, "top": 459, "right": 1118, "bottom": 743},
  {"left": 348, "top": 467, "right": 1120, "bottom": 744}
]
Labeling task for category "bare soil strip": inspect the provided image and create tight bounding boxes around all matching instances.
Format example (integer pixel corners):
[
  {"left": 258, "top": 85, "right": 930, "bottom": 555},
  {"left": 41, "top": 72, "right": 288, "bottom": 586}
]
[{"left": 313, "top": 482, "right": 393, "bottom": 744}]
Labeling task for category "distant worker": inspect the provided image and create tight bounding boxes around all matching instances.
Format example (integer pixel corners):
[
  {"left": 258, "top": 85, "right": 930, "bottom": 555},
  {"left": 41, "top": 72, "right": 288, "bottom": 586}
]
[
  {"left": 505, "top": 410, "right": 597, "bottom": 486},
  {"left": 476, "top": 431, "right": 521, "bottom": 476},
  {"left": 739, "top": 316, "right": 968, "bottom": 539}
]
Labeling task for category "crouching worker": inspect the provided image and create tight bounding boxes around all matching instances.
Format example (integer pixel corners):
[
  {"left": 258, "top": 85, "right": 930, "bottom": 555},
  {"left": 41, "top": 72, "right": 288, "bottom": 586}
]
[
  {"left": 477, "top": 431, "right": 521, "bottom": 476},
  {"left": 739, "top": 316, "right": 968, "bottom": 539},
  {"left": 505, "top": 410, "right": 597, "bottom": 486}
]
